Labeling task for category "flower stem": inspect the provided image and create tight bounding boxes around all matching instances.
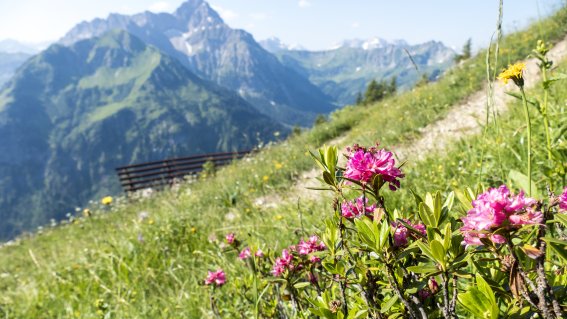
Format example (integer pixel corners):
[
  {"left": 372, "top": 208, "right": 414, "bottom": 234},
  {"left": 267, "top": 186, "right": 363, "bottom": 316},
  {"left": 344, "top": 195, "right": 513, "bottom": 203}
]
[
  {"left": 541, "top": 67, "right": 553, "bottom": 161},
  {"left": 520, "top": 86, "right": 532, "bottom": 196}
]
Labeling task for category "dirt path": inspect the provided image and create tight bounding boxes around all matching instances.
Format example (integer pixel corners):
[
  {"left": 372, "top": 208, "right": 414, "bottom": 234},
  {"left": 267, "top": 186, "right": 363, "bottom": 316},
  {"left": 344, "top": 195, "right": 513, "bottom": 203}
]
[
  {"left": 257, "top": 36, "right": 567, "bottom": 207},
  {"left": 396, "top": 36, "right": 567, "bottom": 161}
]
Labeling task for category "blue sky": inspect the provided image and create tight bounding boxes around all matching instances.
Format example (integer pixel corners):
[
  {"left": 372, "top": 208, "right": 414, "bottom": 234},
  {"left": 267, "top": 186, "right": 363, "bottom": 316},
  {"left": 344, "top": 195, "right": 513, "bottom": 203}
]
[{"left": 0, "top": 0, "right": 563, "bottom": 51}]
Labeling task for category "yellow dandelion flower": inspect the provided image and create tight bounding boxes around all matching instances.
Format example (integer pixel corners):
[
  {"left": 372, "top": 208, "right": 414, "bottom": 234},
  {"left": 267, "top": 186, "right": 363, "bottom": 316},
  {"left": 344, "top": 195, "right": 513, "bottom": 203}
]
[
  {"left": 274, "top": 162, "right": 283, "bottom": 170},
  {"left": 275, "top": 214, "right": 284, "bottom": 220},
  {"left": 191, "top": 227, "right": 197, "bottom": 233},
  {"left": 101, "top": 196, "right": 113, "bottom": 205},
  {"left": 262, "top": 175, "right": 269, "bottom": 182},
  {"left": 497, "top": 62, "right": 525, "bottom": 87},
  {"left": 148, "top": 218, "right": 155, "bottom": 225}
]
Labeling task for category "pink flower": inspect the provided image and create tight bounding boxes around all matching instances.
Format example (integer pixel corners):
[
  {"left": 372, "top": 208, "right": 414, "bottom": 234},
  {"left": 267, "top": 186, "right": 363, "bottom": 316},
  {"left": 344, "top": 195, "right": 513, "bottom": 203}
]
[
  {"left": 205, "top": 269, "right": 226, "bottom": 287},
  {"left": 298, "top": 235, "right": 326, "bottom": 255},
  {"left": 255, "top": 249, "right": 264, "bottom": 257},
  {"left": 225, "top": 233, "right": 235, "bottom": 245},
  {"left": 413, "top": 223, "right": 427, "bottom": 236},
  {"left": 341, "top": 196, "right": 376, "bottom": 219},
  {"left": 508, "top": 209, "right": 543, "bottom": 226},
  {"left": 309, "top": 255, "right": 321, "bottom": 263},
  {"left": 272, "top": 249, "right": 294, "bottom": 277},
  {"left": 393, "top": 225, "right": 408, "bottom": 247},
  {"left": 560, "top": 187, "right": 567, "bottom": 211},
  {"left": 460, "top": 185, "right": 540, "bottom": 246},
  {"left": 392, "top": 220, "right": 425, "bottom": 247},
  {"left": 344, "top": 144, "right": 404, "bottom": 191},
  {"left": 239, "top": 247, "right": 251, "bottom": 260}
]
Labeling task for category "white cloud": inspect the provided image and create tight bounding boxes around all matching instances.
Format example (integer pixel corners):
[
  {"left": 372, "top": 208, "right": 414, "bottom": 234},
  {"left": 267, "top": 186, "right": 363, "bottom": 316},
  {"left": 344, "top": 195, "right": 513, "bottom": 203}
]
[
  {"left": 210, "top": 5, "right": 239, "bottom": 21},
  {"left": 148, "top": 1, "right": 172, "bottom": 13},
  {"left": 351, "top": 22, "right": 360, "bottom": 28},
  {"left": 298, "top": 0, "right": 311, "bottom": 8}
]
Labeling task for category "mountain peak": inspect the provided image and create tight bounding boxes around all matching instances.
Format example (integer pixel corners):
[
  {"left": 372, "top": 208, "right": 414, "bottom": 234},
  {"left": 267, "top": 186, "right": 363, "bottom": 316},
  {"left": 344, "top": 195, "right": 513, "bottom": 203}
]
[{"left": 174, "top": 0, "right": 222, "bottom": 24}]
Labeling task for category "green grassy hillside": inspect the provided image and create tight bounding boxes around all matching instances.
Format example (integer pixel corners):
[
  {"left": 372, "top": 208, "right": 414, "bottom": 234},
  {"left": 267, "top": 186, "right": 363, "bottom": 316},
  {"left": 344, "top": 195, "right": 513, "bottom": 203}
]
[{"left": 1, "top": 7, "right": 566, "bottom": 318}]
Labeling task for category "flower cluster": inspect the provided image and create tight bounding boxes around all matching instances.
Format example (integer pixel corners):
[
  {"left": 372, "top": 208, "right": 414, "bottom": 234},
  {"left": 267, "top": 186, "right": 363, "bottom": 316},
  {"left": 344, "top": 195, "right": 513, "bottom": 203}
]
[
  {"left": 560, "top": 187, "right": 567, "bottom": 212},
  {"left": 341, "top": 196, "right": 376, "bottom": 219},
  {"left": 497, "top": 62, "right": 526, "bottom": 87},
  {"left": 225, "top": 233, "right": 236, "bottom": 245},
  {"left": 272, "top": 235, "right": 326, "bottom": 277},
  {"left": 205, "top": 269, "right": 226, "bottom": 287},
  {"left": 344, "top": 144, "right": 404, "bottom": 190},
  {"left": 238, "top": 247, "right": 263, "bottom": 260},
  {"left": 460, "top": 185, "right": 541, "bottom": 245},
  {"left": 392, "top": 219, "right": 426, "bottom": 247}
]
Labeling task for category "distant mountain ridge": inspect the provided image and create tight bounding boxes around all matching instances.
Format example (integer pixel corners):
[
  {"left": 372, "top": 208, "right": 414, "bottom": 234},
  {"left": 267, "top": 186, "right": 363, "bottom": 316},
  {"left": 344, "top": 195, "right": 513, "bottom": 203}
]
[
  {"left": 0, "top": 30, "right": 284, "bottom": 239},
  {"left": 0, "top": 52, "right": 32, "bottom": 87},
  {"left": 270, "top": 37, "right": 455, "bottom": 105},
  {"left": 59, "top": 0, "right": 336, "bottom": 126}
]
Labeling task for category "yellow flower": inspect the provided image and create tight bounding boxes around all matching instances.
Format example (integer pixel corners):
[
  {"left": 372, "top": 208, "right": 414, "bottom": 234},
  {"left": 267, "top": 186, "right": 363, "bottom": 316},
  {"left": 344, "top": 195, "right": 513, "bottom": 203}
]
[
  {"left": 191, "top": 227, "right": 197, "bottom": 233},
  {"left": 275, "top": 215, "right": 284, "bottom": 220},
  {"left": 497, "top": 62, "right": 525, "bottom": 86},
  {"left": 274, "top": 162, "right": 283, "bottom": 170},
  {"left": 101, "top": 196, "right": 113, "bottom": 205},
  {"left": 262, "top": 175, "right": 269, "bottom": 182}
]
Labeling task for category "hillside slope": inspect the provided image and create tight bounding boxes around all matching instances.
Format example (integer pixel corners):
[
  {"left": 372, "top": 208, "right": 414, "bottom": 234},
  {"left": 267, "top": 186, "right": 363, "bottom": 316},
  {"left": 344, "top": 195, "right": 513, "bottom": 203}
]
[{"left": 0, "top": 30, "right": 284, "bottom": 239}]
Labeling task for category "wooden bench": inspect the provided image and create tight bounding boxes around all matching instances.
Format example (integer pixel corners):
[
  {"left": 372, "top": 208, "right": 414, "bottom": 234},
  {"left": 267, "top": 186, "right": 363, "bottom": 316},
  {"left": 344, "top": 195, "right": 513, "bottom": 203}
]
[{"left": 115, "top": 150, "right": 252, "bottom": 193}]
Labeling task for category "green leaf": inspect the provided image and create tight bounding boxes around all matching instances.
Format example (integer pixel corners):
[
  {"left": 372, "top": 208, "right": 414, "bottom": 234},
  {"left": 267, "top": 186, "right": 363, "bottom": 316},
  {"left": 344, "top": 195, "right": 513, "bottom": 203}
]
[
  {"left": 416, "top": 241, "right": 436, "bottom": 261},
  {"left": 293, "top": 282, "right": 311, "bottom": 289},
  {"left": 409, "top": 188, "right": 424, "bottom": 208},
  {"left": 553, "top": 214, "right": 567, "bottom": 227},
  {"left": 475, "top": 274, "right": 497, "bottom": 307},
  {"left": 418, "top": 203, "right": 433, "bottom": 227},
  {"left": 430, "top": 240, "right": 446, "bottom": 270},
  {"left": 323, "top": 171, "right": 335, "bottom": 187},
  {"left": 443, "top": 191, "right": 455, "bottom": 211},
  {"left": 442, "top": 223, "right": 452, "bottom": 251},
  {"left": 458, "top": 287, "right": 494, "bottom": 319},
  {"left": 406, "top": 265, "right": 439, "bottom": 274},
  {"left": 455, "top": 189, "right": 473, "bottom": 211},
  {"left": 508, "top": 169, "right": 540, "bottom": 198},
  {"left": 379, "top": 220, "right": 390, "bottom": 250},
  {"left": 380, "top": 295, "right": 399, "bottom": 313},
  {"left": 547, "top": 242, "right": 567, "bottom": 263},
  {"left": 354, "top": 218, "right": 381, "bottom": 252}
]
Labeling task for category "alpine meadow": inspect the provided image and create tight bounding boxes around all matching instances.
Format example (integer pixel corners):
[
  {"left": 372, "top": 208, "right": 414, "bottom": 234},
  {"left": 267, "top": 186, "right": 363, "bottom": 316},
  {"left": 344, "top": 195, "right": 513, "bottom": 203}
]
[{"left": 1, "top": 1, "right": 567, "bottom": 318}]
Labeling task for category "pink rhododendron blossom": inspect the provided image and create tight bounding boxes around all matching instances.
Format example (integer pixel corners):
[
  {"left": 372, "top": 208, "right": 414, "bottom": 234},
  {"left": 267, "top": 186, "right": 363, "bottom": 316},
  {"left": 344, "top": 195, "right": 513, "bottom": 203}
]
[
  {"left": 460, "top": 185, "right": 540, "bottom": 246},
  {"left": 560, "top": 187, "right": 567, "bottom": 211},
  {"left": 393, "top": 225, "right": 408, "bottom": 247},
  {"left": 341, "top": 196, "right": 376, "bottom": 219},
  {"left": 413, "top": 223, "right": 427, "bottom": 236},
  {"left": 392, "top": 220, "right": 425, "bottom": 247},
  {"left": 238, "top": 247, "right": 251, "bottom": 260},
  {"left": 298, "top": 235, "right": 326, "bottom": 255},
  {"left": 309, "top": 255, "right": 321, "bottom": 263},
  {"left": 225, "top": 233, "right": 235, "bottom": 245},
  {"left": 344, "top": 144, "right": 404, "bottom": 191},
  {"left": 271, "top": 235, "right": 326, "bottom": 277},
  {"left": 272, "top": 249, "right": 293, "bottom": 276},
  {"left": 205, "top": 269, "right": 226, "bottom": 287}
]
